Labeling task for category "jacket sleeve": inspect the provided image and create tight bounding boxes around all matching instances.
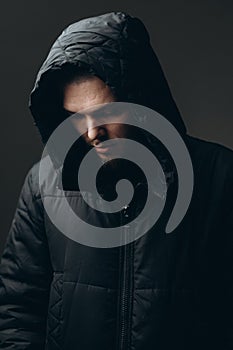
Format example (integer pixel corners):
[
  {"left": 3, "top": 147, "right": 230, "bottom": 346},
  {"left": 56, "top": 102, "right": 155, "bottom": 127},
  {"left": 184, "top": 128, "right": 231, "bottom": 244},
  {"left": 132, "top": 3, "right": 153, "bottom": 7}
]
[
  {"left": 214, "top": 153, "right": 233, "bottom": 348},
  {"left": 222, "top": 179, "right": 233, "bottom": 348},
  {"left": 0, "top": 166, "right": 53, "bottom": 349}
]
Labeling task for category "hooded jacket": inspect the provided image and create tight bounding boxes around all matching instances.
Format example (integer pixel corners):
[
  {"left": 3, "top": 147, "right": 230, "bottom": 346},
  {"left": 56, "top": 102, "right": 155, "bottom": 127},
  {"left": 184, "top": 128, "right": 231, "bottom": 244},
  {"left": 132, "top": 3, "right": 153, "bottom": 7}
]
[{"left": 1, "top": 12, "right": 233, "bottom": 350}]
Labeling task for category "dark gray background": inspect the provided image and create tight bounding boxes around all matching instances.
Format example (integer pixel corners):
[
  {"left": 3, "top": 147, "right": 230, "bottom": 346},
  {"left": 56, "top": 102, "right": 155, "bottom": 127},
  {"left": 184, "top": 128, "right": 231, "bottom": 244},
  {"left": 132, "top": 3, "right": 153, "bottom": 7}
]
[{"left": 1, "top": 0, "right": 232, "bottom": 254}]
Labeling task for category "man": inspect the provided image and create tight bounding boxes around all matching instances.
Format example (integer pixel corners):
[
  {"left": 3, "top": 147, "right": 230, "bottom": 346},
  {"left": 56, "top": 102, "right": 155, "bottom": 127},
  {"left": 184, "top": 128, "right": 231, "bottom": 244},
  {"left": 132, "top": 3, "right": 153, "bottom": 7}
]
[{"left": 0, "top": 12, "right": 233, "bottom": 350}]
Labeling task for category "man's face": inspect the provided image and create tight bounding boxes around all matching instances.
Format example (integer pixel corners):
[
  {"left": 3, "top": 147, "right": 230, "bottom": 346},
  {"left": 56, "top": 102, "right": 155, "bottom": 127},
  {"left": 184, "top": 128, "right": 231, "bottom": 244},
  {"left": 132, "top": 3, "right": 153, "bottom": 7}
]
[{"left": 63, "top": 76, "right": 134, "bottom": 161}]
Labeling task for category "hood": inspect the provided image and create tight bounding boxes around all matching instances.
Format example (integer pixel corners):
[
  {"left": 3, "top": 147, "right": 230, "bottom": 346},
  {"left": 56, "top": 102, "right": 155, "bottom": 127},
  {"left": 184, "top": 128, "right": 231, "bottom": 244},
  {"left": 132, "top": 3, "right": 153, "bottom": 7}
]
[{"left": 29, "top": 12, "right": 186, "bottom": 147}]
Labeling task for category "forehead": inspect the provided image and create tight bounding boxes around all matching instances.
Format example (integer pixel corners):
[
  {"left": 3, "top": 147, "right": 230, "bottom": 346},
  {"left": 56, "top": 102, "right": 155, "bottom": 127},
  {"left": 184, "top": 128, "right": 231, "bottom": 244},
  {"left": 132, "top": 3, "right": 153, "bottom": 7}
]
[{"left": 63, "top": 76, "right": 116, "bottom": 113}]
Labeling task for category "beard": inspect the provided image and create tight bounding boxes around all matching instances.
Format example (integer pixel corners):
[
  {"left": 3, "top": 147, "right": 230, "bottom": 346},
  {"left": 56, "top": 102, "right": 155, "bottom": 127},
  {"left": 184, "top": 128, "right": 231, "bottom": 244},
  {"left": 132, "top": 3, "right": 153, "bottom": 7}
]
[{"left": 62, "top": 129, "right": 148, "bottom": 196}]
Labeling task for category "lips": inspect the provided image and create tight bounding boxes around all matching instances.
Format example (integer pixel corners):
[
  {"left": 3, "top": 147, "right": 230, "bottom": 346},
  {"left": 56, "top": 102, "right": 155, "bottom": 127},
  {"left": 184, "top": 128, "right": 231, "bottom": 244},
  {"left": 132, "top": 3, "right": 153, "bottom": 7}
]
[
  {"left": 95, "top": 147, "right": 110, "bottom": 153},
  {"left": 94, "top": 142, "right": 116, "bottom": 154},
  {"left": 94, "top": 142, "right": 114, "bottom": 153},
  {"left": 95, "top": 145, "right": 113, "bottom": 153}
]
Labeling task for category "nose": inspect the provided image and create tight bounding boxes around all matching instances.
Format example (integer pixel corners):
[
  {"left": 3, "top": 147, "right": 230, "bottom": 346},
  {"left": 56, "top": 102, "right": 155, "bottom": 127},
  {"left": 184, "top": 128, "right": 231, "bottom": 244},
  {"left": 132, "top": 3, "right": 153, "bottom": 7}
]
[{"left": 86, "top": 115, "right": 106, "bottom": 143}]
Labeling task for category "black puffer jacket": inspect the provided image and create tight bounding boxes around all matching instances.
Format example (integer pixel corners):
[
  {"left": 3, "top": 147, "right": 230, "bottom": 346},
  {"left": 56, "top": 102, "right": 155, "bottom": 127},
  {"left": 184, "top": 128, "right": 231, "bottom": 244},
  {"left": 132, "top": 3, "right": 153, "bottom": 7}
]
[{"left": 1, "top": 12, "right": 233, "bottom": 350}]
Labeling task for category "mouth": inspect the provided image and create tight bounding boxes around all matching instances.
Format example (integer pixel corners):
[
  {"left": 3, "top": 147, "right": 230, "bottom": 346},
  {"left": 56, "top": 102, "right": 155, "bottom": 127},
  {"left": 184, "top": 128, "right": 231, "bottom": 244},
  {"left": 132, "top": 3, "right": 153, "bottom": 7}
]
[
  {"left": 94, "top": 141, "right": 116, "bottom": 154},
  {"left": 95, "top": 145, "right": 113, "bottom": 154}
]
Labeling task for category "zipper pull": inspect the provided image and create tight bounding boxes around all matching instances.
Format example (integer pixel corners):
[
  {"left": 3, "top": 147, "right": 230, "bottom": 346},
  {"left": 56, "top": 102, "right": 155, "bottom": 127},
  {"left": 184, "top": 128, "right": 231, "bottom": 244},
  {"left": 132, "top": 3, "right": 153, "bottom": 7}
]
[{"left": 122, "top": 205, "right": 130, "bottom": 218}]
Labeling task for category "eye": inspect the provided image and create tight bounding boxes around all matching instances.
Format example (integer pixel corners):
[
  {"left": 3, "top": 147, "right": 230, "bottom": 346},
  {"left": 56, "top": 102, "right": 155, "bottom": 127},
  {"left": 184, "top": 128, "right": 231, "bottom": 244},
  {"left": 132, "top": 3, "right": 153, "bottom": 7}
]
[
  {"left": 91, "top": 105, "right": 122, "bottom": 119},
  {"left": 63, "top": 108, "right": 85, "bottom": 121},
  {"left": 94, "top": 109, "right": 112, "bottom": 118},
  {"left": 63, "top": 108, "right": 75, "bottom": 116}
]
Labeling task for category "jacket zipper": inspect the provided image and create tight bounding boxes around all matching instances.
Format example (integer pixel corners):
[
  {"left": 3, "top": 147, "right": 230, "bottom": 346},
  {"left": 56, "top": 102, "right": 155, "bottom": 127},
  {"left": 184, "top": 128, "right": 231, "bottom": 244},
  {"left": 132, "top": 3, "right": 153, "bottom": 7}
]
[{"left": 118, "top": 205, "right": 133, "bottom": 350}]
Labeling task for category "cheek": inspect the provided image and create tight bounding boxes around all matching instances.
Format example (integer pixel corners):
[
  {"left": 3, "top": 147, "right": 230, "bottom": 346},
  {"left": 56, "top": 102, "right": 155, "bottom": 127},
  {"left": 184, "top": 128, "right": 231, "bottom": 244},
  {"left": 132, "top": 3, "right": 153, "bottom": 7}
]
[
  {"left": 107, "top": 125, "right": 131, "bottom": 138},
  {"left": 108, "top": 126, "right": 122, "bottom": 138},
  {"left": 119, "top": 126, "right": 135, "bottom": 139}
]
